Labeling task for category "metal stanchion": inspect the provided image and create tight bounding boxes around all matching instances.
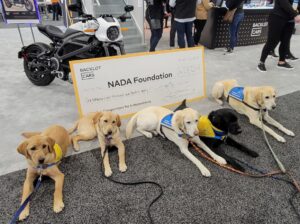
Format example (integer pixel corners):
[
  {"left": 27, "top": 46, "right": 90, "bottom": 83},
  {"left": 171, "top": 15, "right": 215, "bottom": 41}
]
[
  {"left": 17, "top": 24, "right": 25, "bottom": 46},
  {"left": 29, "top": 24, "right": 36, "bottom": 42}
]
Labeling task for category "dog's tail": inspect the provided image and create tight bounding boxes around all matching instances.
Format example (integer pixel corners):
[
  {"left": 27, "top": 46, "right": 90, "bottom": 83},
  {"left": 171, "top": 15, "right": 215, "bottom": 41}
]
[
  {"left": 212, "top": 81, "right": 226, "bottom": 105},
  {"left": 22, "top": 132, "right": 41, "bottom": 138},
  {"left": 126, "top": 113, "right": 139, "bottom": 139},
  {"left": 68, "top": 120, "right": 79, "bottom": 134}
]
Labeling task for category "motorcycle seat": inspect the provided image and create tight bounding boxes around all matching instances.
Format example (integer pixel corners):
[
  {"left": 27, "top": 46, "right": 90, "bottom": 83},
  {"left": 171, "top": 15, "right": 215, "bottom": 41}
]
[{"left": 37, "top": 24, "right": 80, "bottom": 40}]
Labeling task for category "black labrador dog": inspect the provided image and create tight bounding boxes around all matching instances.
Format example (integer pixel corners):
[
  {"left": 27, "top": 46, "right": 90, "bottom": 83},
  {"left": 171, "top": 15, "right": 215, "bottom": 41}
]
[{"left": 174, "top": 100, "right": 259, "bottom": 171}]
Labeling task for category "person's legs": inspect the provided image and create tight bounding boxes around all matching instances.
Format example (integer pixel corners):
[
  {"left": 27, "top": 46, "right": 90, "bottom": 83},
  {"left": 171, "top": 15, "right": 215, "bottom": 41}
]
[
  {"left": 233, "top": 13, "right": 244, "bottom": 49},
  {"left": 259, "top": 15, "right": 285, "bottom": 63},
  {"left": 194, "top": 20, "right": 206, "bottom": 45},
  {"left": 176, "top": 21, "right": 185, "bottom": 48},
  {"left": 229, "top": 13, "right": 244, "bottom": 50},
  {"left": 149, "top": 28, "right": 163, "bottom": 52},
  {"left": 52, "top": 4, "right": 57, "bottom": 21},
  {"left": 185, "top": 21, "right": 194, "bottom": 47},
  {"left": 170, "top": 14, "right": 176, "bottom": 47},
  {"left": 278, "top": 22, "right": 294, "bottom": 62}
]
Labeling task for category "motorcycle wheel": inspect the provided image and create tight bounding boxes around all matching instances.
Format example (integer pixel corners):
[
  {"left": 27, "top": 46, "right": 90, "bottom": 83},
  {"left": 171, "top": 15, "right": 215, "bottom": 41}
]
[
  {"left": 24, "top": 0, "right": 33, "bottom": 11},
  {"left": 23, "top": 44, "right": 55, "bottom": 86},
  {"left": 4, "top": 0, "right": 12, "bottom": 8}
]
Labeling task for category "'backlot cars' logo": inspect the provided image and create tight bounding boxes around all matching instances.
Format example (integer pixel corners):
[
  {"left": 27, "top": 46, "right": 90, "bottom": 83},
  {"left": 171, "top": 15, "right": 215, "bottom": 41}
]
[
  {"left": 80, "top": 65, "right": 101, "bottom": 80},
  {"left": 251, "top": 22, "right": 268, "bottom": 37}
]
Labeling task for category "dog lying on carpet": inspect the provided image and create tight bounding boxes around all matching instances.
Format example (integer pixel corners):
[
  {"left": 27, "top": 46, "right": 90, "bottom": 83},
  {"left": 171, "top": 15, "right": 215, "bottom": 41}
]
[
  {"left": 174, "top": 100, "right": 259, "bottom": 172},
  {"left": 126, "top": 106, "right": 227, "bottom": 177},
  {"left": 68, "top": 112, "right": 101, "bottom": 151},
  {"left": 17, "top": 125, "right": 71, "bottom": 221},
  {"left": 212, "top": 79, "right": 295, "bottom": 143},
  {"left": 94, "top": 111, "right": 127, "bottom": 177}
]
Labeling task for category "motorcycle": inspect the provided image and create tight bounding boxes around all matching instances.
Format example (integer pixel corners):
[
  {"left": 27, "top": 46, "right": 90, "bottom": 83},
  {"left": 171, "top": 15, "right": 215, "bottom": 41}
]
[
  {"left": 18, "top": 2, "right": 134, "bottom": 86},
  {"left": 3, "top": 0, "right": 33, "bottom": 11}
]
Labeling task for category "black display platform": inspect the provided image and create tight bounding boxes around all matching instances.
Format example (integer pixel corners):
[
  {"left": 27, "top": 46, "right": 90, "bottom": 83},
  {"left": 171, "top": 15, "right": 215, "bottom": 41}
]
[{"left": 201, "top": 7, "right": 272, "bottom": 49}]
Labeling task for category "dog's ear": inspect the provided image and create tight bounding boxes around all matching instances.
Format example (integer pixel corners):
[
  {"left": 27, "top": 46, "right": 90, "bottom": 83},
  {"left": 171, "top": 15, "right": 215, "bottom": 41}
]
[
  {"left": 46, "top": 137, "right": 56, "bottom": 153},
  {"left": 173, "top": 110, "right": 184, "bottom": 132},
  {"left": 116, "top": 114, "right": 121, "bottom": 127},
  {"left": 255, "top": 90, "right": 264, "bottom": 107},
  {"left": 17, "top": 141, "right": 29, "bottom": 158},
  {"left": 93, "top": 112, "right": 103, "bottom": 124}
]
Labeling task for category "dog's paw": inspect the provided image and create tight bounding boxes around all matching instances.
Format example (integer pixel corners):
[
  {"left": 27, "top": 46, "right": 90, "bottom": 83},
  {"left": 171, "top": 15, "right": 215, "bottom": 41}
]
[
  {"left": 53, "top": 201, "right": 64, "bottom": 213},
  {"left": 119, "top": 163, "right": 127, "bottom": 173},
  {"left": 285, "top": 130, "right": 295, "bottom": 137},
  {"left": 152, "top": 131, "right": 158, "bottom": 136},
  {"left": 73, "top": 145, "right": 80, "bottom": 152},
  {"left": 215, "top": 156, "right": 227, "bottom": 165},
  {"left": 19, "top": 209, "right": 29, "bottom": 221},
  {"left": 276, "top": 136, "right": 286, "bottom": 143},
  {"left": 200, "top": 167, "right": 211, "bottom": 177},
  {"left": 104, "top": 168, "right": 113, "bottom": 177},
  {"left": 215, "top": 99, "right": 224, "bottom": 105},
  {"left": 144, "top": 132, "right": 153, "bottom": 138}
]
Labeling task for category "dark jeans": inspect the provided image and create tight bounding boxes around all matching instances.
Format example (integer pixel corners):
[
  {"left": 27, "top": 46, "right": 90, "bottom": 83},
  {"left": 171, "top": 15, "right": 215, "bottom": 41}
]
[
  {"left": 52, "top": 3, "right": 59, "bottom": 21},
  {"left": 170, "top": 14, "right": 176, "bottom": 47},
  {"left": 229, "top": 13, "right": 244, "bottom": 49},
  {"left": 149, "top": 28, "right": 163, "bottom": 52},
  {"left": 193, "top": 19, "right": 207, "bottom": 45},
  {"left": 260, "top": 15, "right": 294, "bottom": 62},
  {"left": 175, "top": 21, "right": 194, "bottom": 48}
]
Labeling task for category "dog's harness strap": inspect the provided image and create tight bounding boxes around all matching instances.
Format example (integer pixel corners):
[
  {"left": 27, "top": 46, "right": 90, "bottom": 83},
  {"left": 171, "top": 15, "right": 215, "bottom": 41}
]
[
  {"left": 10, "top": 175, "right": 43, "bottom": 224},
  {"left": 160, "top": 114, "right": 191, "bottom": 139},
  {"left": 227, "top": 87, "right": 266, "bottom": 112}
]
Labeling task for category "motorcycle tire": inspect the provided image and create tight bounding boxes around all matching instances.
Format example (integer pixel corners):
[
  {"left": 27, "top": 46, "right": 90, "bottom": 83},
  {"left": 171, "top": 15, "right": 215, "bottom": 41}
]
[
  {"left": 24, "top": 0, "right": 33, "bottom": 11},
  {"left": 4, "top": 0, "right": 12, "bottom": 8},
  {"left": 23, "top": 43, "right": 55, "bottom": 86}
]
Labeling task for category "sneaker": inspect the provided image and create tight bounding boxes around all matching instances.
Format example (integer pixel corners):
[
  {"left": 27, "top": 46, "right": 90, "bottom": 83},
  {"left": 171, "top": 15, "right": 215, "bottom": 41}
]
[
  {"left": 286, "top": 54, "right": 299, "bottom": 62},
  {"left": 257, "top": 62, "right": 267, "bottom": 73},
  {"left": 277, "top": 62, "right": 294, "bottom": 70},
  {"left": 224, "top": 48, "right": 233, "bottom": 55},
  {"left": 268, "top": 51, "right": 279, "bottom": 59}
]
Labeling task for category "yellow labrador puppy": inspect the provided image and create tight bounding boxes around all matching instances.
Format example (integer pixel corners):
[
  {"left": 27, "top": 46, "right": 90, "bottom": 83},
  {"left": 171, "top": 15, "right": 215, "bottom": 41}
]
[
  {"left": 212, "top": 79, "right": 295, "bottom": 142},
  {"left": 17, "top": 125, "right": 71, "bottom": 221},
  {"left": 126, "top": 106, "right": 226, "bottom": 177},
  {"left": 69, "top": 112, "right": 101, "bottom": 151},
  {"left": 95, "top": 111, "right": 127, "bottom": 177}
]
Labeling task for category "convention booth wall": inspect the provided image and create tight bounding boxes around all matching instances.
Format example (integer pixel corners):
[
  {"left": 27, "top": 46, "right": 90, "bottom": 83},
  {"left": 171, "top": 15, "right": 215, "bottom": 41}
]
[{"left": 201, "top": 7, "right": 272, "bottom": 49}]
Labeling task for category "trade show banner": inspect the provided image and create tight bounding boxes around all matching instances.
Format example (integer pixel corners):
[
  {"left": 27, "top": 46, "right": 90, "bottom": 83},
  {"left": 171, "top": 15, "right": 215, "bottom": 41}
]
[
  {"left": 0, "top": 0, "right": 40, "bottom": 23},
  {"left": 70, "top": 47, "right": 206, "bottom": 118}
]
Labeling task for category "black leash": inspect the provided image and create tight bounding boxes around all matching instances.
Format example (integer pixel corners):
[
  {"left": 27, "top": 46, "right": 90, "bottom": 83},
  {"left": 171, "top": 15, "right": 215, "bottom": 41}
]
[{"left": 101, "top": 146, "right": 163, "bottom": 224}]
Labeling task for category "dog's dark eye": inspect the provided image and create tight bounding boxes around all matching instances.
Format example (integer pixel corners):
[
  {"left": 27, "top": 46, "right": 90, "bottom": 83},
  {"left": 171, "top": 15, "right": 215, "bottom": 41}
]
[
  {"left": 42, "top": 144, "right": 47, "bottom": 149},
  {"left": 104, "top": 120, "right": 108, "bottom": 123},
  {"left": 195, "top": 120, "right": 198, "bottom": 123},
  {"left": 30, "top": 146, "right": 36, "bottom": 151},
  {"left": 265, "top": 96, "right": 270, "bottom": 99},
  {"left": 186, "top": 121, "right": 191, "bottom": 124},
  {"left": 112, "top": 121, "right": 116, "bottom": 124},
  {"left": 273, "top": 95, "right": 276, "bottom": 98}
]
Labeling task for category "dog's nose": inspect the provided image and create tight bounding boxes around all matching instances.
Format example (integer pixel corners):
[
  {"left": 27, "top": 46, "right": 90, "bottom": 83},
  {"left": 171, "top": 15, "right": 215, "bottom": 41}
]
[
  {"left": 39, "top": 158, "right": 45, "bottom": 164},
  {"left": 194, "top": 130, "right": 199, "bottom": 136},
  {"left": 272, "top": 105, "right": 276, "bottom": 110},
  {"left": 107, "top": 130, "right": 112, "bottom": 135}
]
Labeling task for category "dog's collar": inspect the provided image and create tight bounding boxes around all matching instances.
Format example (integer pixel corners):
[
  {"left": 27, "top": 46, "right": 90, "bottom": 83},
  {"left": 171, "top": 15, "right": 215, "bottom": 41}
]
[
  {"left": 197, "top": 116, "right": 227, "bottom": 141},
  {"left": 227, "top": 87, "right": 267, "bottom": 112},
  {"left": 34, "top": 162, "right": 58, "bottom": 171},
  {"left": 160, "top": 114, "right": 191, "bottom": 139}
]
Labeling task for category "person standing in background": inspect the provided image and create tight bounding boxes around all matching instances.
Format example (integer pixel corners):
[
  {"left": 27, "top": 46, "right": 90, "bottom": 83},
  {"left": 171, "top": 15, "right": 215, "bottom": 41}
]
[
  {"left": 257, "top": 0, "right": 300, "bottom": 72},
  {"left": 51, "top": 0, "right": 60, "bottom": 21},
  {"left": 169, "top": 0, "right": 201, "bottom": 48},
  {"left": 166, "top": 0, "right": 176, "bottom": 48},
  {"left": 145, "top": 0, "right": 165, "bottom": 52},
  {"left": 225, "top": 0, "right": 245, "bottom": 54},
  {"left": 194, "top": 0, "right": 214, "bottom": 46}
]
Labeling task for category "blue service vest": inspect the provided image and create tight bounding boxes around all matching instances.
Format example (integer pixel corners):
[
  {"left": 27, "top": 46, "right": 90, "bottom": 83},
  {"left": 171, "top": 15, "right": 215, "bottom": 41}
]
[{"left": 228, "top": 87, "right": 244, "bottom": 102}]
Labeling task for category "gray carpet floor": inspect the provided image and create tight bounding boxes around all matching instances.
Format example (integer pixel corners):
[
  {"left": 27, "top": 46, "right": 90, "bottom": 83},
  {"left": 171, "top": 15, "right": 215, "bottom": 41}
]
[{"left": 1, "top": 91, "right": 300, "bottom": 224}]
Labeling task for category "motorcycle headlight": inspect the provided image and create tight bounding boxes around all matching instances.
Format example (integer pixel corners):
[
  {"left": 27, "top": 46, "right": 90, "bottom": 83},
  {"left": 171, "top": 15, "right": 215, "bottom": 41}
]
[{"left": 107, "top": 26, "right": 120, "bottom": 41}]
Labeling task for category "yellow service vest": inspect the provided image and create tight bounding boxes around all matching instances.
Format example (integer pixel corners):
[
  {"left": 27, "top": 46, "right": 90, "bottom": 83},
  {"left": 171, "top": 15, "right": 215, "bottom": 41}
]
[
  {"left": 53, "top": 143, "right": 63, "bottom": 162},
  {"left": 197, "top": 116, "right": 226, "bottom": 140}
]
